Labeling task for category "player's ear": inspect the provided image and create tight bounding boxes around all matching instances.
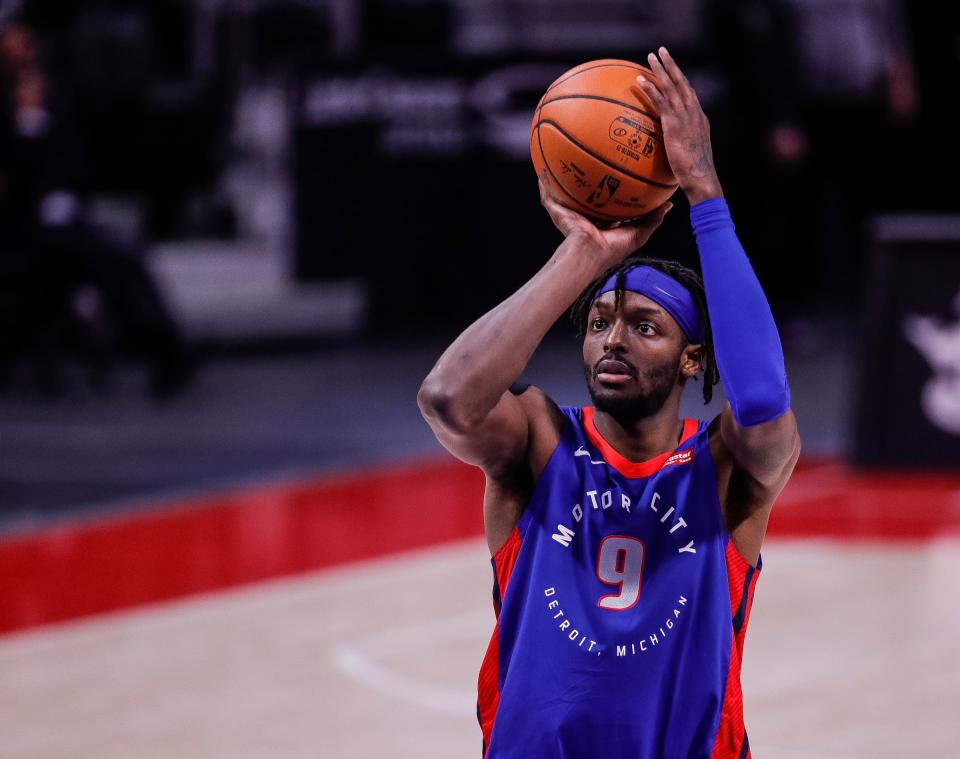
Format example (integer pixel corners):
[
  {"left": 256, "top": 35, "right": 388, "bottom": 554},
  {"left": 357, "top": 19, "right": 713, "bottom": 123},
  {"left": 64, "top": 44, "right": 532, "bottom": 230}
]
[{"left": 681, "top": 343, "right": 704, "bottom": 378}]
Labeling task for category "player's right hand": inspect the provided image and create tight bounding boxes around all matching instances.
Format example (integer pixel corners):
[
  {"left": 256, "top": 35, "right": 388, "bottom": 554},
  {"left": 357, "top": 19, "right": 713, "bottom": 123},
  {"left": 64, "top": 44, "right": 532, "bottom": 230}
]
[
  {"left": 633, "top": 47, "right": 722, "bottom": 205},
  {"left": 538, "top": 178, "right": 672, "bottom": 264}
]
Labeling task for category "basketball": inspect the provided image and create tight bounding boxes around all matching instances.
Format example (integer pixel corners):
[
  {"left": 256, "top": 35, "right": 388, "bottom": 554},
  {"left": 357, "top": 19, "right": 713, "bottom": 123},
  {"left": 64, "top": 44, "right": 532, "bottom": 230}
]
[{"left": 531, "top": 59, "right": 678, "bottom": 222}]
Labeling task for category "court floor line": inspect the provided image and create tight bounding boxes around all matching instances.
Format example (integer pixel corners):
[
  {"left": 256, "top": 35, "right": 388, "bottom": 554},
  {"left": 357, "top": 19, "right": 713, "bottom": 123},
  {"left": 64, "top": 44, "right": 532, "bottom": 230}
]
[{"left": 331, "top": 610, "right": 487, "bottom": 715}]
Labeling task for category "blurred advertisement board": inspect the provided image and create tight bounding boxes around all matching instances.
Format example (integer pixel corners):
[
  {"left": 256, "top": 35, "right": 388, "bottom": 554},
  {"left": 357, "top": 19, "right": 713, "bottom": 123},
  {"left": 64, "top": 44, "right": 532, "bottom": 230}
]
[{"left": 855, "top": 217, "right": 960, "bottom": 468}]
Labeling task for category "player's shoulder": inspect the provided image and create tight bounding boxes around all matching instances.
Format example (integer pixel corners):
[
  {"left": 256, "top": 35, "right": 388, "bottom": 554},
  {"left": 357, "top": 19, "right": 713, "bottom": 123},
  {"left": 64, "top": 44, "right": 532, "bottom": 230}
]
[
  {"left": 509, "top": 383, "right": 567, "bottom": 479},
  {"left": 708, "top": 405, "right": 800, "bottom": 485}
]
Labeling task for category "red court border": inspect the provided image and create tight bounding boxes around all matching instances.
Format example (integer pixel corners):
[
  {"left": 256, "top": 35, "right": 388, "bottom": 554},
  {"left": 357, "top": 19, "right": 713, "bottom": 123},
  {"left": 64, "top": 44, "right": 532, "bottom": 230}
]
[{"left": 1, "top": 457, "right": 958, "bottom": 636}]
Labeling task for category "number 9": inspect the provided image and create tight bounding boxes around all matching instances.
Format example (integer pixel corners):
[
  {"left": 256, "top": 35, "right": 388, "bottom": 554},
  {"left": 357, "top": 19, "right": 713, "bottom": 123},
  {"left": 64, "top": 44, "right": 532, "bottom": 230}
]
[{"left": 596, "top": 535, "right": 645, "bottom": 611}]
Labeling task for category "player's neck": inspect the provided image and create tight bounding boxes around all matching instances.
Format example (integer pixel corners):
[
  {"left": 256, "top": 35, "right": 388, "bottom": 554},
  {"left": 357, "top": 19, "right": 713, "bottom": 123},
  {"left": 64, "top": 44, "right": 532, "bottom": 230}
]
[{"left": 591, "top": 401, "right": 684, "bottom": 464}]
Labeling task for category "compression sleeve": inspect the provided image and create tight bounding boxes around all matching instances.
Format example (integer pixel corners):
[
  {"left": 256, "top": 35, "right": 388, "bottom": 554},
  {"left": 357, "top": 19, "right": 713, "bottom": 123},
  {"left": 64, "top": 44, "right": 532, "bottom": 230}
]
[{"left": 691, "top": 196, "right": 791, "bottom": 427}]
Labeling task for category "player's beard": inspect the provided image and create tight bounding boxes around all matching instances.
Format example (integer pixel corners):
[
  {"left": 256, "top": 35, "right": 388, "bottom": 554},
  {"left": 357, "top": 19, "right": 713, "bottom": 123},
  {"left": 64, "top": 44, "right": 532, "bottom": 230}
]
[{"left": 583, "top": 354, "right": 681, "bottom": 422}]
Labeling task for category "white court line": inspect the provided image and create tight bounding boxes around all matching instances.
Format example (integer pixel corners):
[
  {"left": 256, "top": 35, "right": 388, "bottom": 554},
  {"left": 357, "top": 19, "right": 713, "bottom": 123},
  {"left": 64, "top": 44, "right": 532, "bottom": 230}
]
[
  {"left": 330, "top": 610, "right": 489, "bottom": 715},
  {"left": 754, "top": 747, "right": 863, "bottom": 759},
  {"left": 333, "top": 649, "right": 474, "bottom": 716}
]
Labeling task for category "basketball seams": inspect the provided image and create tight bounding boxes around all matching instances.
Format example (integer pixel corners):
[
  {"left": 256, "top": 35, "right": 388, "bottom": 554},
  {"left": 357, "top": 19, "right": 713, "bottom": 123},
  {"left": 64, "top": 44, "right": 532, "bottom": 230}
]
[
  {"left": 540, "top": 94, "right": 661, "bottom": 124},
  {"left": 531, "top": 98, "right": 544, "bottom": 141},
  {"left": 532, "top": 58, "right": 677, "bottom": 222},
  {"left": 535, "top": 119, "right": 677, "bottom": 189},
  {"left": 545, "top": 61, "right": 647, "bottom": 95}
]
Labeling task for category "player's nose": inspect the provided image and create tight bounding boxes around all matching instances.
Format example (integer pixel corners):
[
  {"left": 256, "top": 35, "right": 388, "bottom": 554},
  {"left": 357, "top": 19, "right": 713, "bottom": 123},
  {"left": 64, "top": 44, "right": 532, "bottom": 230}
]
[{"left": 603, "top": 319, "right": 629, "bottom": 353}]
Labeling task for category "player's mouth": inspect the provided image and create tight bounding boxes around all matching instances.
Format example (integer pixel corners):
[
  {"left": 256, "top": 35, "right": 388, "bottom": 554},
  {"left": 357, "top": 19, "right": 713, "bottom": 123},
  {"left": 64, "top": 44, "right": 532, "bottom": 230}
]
[{"left": 596, "top": 358, "right": 635, "bottom": 386}]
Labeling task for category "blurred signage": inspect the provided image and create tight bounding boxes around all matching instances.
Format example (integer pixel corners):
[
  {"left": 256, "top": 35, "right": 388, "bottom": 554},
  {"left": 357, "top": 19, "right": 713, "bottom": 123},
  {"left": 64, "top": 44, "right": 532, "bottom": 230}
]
[
  {"left": 903, "top": 290, "right": 960, "bottom": 435},
  {"left": 855, "top": 216, "right": 960, "bottom": 468},
  {"left": 298, "top": 64, "right": 567, "bottom": 159}
]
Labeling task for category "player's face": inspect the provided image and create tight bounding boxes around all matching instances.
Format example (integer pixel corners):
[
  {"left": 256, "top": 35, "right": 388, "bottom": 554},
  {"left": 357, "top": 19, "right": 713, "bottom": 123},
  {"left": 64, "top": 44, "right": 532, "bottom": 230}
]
[{"left": 582, "top": 291, "right": 687, "bottom": 420}]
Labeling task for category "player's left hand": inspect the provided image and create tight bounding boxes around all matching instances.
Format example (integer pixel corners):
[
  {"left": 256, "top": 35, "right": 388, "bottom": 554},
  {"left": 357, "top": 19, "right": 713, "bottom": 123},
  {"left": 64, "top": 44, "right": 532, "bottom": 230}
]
[
  {"left": 538, "top": 178, "right": 672, "bottom": 266},
  {"left": 633, "top": 47, "right": 723, "bottom": 205}
]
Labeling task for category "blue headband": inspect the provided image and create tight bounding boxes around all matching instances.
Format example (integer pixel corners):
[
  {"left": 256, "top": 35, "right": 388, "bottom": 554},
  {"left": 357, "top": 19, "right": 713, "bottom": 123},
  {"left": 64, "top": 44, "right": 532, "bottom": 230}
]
[{"left": 596, "top": 266, "right": 705, "bottom": 343}]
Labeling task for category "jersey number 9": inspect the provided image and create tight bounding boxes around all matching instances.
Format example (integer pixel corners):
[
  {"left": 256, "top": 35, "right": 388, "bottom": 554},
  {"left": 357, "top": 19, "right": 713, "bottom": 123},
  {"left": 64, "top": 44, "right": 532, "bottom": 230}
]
[{"left": 596, "top": 535, "right": 645, "bottom": 610}]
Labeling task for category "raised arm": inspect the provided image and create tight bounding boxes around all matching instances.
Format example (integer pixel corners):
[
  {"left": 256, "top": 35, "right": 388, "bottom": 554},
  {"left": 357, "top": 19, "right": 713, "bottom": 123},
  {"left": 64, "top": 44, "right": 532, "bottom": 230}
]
[
  {"left": 636, "top": 48, "right": 800, "bottom": 560},
  {"left": 417, "top": 184, "right": 673, "bottom": 481}
]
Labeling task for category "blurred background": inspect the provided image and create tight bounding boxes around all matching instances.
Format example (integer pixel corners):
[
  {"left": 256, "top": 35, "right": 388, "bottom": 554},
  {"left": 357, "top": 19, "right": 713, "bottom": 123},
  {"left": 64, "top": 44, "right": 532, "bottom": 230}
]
[{"left": 0, "top": 1, "right": 958, "bottom": 757}]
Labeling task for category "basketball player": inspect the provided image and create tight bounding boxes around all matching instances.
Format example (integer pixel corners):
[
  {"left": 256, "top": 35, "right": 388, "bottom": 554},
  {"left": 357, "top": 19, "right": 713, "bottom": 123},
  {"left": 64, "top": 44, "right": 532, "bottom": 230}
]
[{"left": 418, "top": 48, "right": 799, "bottom": 758}]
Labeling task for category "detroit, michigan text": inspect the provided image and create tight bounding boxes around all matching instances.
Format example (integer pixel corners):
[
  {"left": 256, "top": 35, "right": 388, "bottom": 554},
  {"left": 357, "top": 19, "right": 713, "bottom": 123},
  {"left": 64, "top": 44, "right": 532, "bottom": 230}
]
[{"left": 544, "top": 486, "right": 697, "bottom": 657}]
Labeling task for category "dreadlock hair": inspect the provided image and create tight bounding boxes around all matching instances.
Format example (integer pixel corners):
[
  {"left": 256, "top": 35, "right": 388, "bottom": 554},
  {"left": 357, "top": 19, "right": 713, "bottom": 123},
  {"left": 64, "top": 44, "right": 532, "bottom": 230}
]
[{"left": 570, "top": 256, "right": 720, "bottom": 405}]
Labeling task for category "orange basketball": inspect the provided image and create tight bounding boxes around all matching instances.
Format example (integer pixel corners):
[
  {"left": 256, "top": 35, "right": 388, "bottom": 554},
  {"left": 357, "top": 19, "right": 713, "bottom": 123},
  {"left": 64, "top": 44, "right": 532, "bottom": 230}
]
[{"left": 531, "top": 59, "right": 677, "bottom": 222}]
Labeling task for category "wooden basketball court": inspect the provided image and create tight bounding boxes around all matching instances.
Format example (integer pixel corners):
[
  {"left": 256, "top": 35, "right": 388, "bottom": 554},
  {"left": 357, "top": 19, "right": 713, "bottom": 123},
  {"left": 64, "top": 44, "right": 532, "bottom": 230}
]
[{"left": 1, "top": 458, "right": 958, "bottom": 758}]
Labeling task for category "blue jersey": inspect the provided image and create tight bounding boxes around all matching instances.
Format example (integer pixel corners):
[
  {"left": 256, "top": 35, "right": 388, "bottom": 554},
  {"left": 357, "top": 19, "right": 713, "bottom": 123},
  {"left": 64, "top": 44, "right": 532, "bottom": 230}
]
[{"left": 478, "top": 406, "right": 761, "bottom": 759}]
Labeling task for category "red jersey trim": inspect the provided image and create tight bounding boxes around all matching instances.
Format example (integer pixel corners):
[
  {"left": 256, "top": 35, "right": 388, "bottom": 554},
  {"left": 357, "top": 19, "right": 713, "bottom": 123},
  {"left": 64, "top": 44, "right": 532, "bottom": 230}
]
[
  {"left": 492, "top": 528, "right": 523, "bottom": 611},
  {"left": 582, "top": 406, "right": 699, "bottom": 479},
  {"left": 477, "top": 527, "right": 523, "bottom": 755},
  {"left": 711, "top": 539, "right": 761, "bottom": 759}
]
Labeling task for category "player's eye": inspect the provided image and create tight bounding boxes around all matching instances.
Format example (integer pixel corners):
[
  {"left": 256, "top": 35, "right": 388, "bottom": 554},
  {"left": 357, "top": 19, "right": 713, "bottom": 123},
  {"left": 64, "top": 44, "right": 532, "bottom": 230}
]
[
  {"left": 637, "top": 323, "right": 655, "bottom": 335},
  {"left": 591, "top": 318, "right": 607, "bottom": 330}
]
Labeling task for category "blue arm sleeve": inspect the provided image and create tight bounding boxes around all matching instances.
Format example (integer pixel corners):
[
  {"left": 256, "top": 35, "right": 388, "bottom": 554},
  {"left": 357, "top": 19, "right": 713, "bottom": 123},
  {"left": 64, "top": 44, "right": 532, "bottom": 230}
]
[{"left": 691, "top": 197, "right": 791, "bottom": 427}]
